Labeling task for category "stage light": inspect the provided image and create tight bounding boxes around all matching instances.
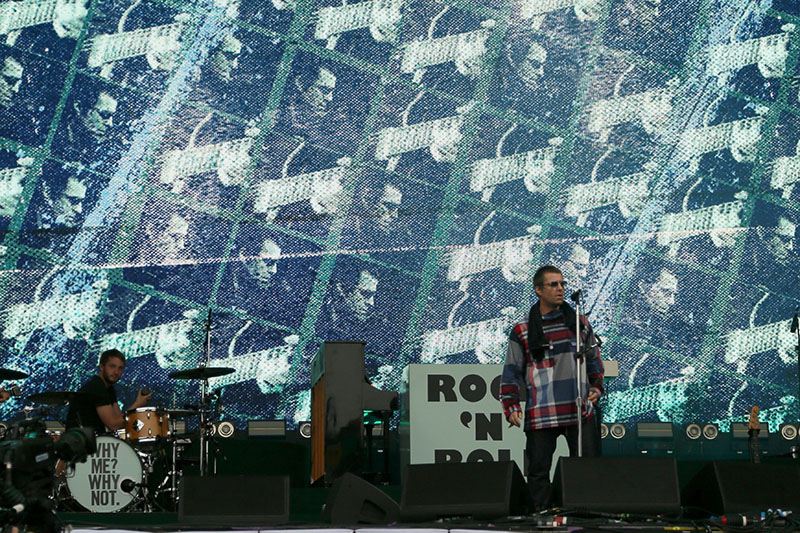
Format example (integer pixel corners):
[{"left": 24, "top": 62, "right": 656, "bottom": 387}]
[
  {"left": 780, "top": 424, "right": 797, "bottom": 441},
  {"left": 298, "top": 421, "right": 312, "bottom": 439},
  {"left": 685, "top": 423, "right": 702, "bottom": 440},
  {"left": 247, "top": 419, "right": 287, "bottom": 439},
  {"left": 209, "top": 421, "right": 236, "bottom": 438},
  {"left": 732, "top": 422, "right": 769, "bottom": 439},
  {"left": 702, "top": 424, "right": 719, "bottom": 440},
  {"left": 609, "top": 423, "right": 626, "bottom": 439},
  {"left": 636, "top": 422, "right": 674, "bottom": 454},
  {"left": 637, "top": 422, "right": 674, "bottom": 439},
  {"left": 599, "top": 423, "right": 609, "bottom": 439},
  {"left": 216, "top": 421, "right": 235, "bottom": 438}
]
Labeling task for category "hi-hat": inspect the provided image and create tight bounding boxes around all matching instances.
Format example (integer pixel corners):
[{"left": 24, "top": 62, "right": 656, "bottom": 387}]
[
  {"left": 167, "top": 367, "right": 234, "bottom": 380},
  {"left": 0, "top": 368, "right": 28, "bottom": 380},
  {"left": 28, "top": 391, "right": 89, "bottom": 406}
]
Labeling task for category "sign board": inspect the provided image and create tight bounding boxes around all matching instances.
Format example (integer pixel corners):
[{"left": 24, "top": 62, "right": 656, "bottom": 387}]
[{"left": 401, "top": 364, "right": 528, "bottom": 474}]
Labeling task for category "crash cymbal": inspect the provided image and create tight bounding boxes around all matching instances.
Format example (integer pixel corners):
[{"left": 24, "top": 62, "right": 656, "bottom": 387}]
[
  {"left": 167, "top": 367, "right": 234, "bottom": 380},
  {"left": 0, "top": 368, "right": 28, "bottom": 380},
  {"left": 28, "top": 391, "right": 89, "bottom": 406},
  {"left": 164, "top": 409, "right": 200, "bottom": 418}
]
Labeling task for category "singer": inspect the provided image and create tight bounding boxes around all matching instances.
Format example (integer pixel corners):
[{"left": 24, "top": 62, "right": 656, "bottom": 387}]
[
  {"left": 500, "top": 265, "right": 604, "bottom": 509},
  {"left": 66, "top": 349, "right": 152, "bottom": 433}
]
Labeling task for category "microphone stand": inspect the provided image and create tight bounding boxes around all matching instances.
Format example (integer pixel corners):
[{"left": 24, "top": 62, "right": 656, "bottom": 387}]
[
  {"left": 792, "top": 308, "right": 799, "bottom": 448},
  {"left": 572, "top": 290, "right": 586, "bottom": 458}
]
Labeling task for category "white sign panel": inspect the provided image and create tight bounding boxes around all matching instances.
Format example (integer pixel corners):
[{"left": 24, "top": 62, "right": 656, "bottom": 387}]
[{"left": 403, "top": 364, "right": 527, "bottom": 471}]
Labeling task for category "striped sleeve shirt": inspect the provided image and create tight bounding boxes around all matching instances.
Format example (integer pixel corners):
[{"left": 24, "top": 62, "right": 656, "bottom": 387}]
[{"left": 500, "top": 309, "right": 604, "bottom": 430}]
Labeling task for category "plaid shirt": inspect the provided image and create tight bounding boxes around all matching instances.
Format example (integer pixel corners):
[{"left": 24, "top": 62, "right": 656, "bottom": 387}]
[{"left": 500, "top": 309, "right": 604, "bottom": 430}]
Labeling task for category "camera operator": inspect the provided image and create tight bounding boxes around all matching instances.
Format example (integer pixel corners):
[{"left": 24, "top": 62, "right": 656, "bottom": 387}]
[{"left": 65, "top": 349, "right": 151, "bottom": 433}]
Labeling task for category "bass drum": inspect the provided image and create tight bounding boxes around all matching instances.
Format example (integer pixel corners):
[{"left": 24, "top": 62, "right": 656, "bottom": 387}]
[{"left": 65, "top": 435, "right": 143, "bottom": 512}]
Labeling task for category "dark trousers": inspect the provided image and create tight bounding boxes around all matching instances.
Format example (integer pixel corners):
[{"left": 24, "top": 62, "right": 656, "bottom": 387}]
[{"left": 525, "top": 418, "right": 600, "bottom": 510}]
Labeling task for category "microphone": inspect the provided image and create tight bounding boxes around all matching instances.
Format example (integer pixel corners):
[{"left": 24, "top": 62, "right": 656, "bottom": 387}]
[
  {"left": 570, "top": 289, "right": 582, "bottom": 302},
  {"left": 205, "top": 308, "right": 213, "bottom": 329},
  {"left": 791, "top": 308, "right": 798, "bottom": 333},
  {"left": 121, "top": 479, "right": 143, "bottom": 493}
]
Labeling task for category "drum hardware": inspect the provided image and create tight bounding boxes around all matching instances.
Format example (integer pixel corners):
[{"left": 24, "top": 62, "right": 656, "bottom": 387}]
[
  {"left": 164, "top": 413, "right": 192, "bottom": 509},
  {"left": 163, "top": 408, "right": 200, "bottom": 418},
  {"left": 0, "top": 368, "right": 28, "bottom": 380},
  {"left": 167, "top": 367, "right": 234, "bottom": 380},
  {"left": 167, "top": 311, "right": 234, "bottom": 477},
  {"left": 20, "top": 405, "right": 39, "bottom": 419},
  {"left": 28, "top": 390, "right": 91, "bottom": 406},
  {"left": 1, "top": 384, "right": 23, "bottom": 400}
]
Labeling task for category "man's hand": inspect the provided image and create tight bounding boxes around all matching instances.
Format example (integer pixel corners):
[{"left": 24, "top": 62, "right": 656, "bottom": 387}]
[
  {"left": 588, "top": 390, "right": 600, "bottom": 404},
  {"left": 508, "top": 411, "right": 523, "bottom": 427},
  {"left": 132, "top": 388, "right": 152, "bottom": 409},
  {"left": 0, "top": 388, "right": 10, "bottom": 403}
]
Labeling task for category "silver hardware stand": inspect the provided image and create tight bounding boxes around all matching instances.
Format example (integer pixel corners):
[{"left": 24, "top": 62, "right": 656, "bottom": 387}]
[
  {"left": 199, "top": 310, "right": 212, "bottom": 477},
  {"left": 574, "top": 294, "right": 586, "bottom": 458}
]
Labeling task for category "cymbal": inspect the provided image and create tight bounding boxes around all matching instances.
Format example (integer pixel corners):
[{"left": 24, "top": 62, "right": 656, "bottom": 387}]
[
  {"left": 167, "top": 367, "right": 234, "bottom": 380},
  {"left": 164, "top": 409, "right": 199, "bottom": 418},
  {"left": 28, "top": 391, "right": 89, "bottom": 406},
  {"left": 0, "top": 368, "right": 28, "bottom": 380}
]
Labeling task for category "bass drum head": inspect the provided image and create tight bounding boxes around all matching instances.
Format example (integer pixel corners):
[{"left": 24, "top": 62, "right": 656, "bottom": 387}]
[{"left": 65, "top": 435, "right": 143, "bottom": 512}]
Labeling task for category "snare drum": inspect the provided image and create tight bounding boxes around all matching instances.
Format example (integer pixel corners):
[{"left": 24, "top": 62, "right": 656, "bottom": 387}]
[
  {"left": 65, "top": 435, "right": 142, "bottom": 512},
  {"left": 125, "top": 407, "right": 169, "bottom": 443}
]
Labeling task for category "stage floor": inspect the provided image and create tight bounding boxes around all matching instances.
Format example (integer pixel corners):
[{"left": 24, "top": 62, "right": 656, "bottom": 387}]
[{"left": 61, "top": 515, "right": 719, "bottom": 533}]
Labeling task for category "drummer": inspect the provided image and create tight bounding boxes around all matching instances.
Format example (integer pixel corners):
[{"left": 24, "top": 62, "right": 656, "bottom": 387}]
[{"left": 65, "top": 349, "right": 151, "bottom": 433}]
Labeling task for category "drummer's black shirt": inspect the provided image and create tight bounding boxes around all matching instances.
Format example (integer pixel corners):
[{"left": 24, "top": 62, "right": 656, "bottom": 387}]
[{"left": 65, "top": 375, "right": 118, "bottom": 433}]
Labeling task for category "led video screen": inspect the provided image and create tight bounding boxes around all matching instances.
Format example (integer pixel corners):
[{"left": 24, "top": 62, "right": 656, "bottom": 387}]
[{"left": 0, "top": 0, "right": 798, "bottom": 432}]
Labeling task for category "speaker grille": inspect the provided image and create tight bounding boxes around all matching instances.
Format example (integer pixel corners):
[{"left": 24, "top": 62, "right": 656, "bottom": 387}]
[
  {"left": 179, "top": 475, "right": 290, "bottom": 524},
  {"left": 401, "top": 461, "right": 531, "bottom": 520},
  {"left": 554, "top": 457, "right": 681, "bottom": 515}
]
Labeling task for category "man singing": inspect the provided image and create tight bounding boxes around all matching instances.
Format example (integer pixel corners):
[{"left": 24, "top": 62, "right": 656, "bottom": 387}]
[
  {"left": 500, "top": 265, "right": 604, "bottom": 509},
  {"left": 66, "top": 349, "right": 151, "bottom": 433}
]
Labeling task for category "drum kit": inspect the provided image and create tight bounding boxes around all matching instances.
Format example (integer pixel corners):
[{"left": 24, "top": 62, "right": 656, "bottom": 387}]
[{"left": 0, "top": 364, "right": 236, "bottom": 513}]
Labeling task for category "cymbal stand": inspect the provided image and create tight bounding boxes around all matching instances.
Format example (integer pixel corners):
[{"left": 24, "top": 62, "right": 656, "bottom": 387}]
[
  {"left": 162, "top": 423, "right": 187, "bottom": 511},
  {"left": 171, "top": 418, "right": 179, "bottom": 505},
  {"left": 199, "top": 309, "right": 212, "bottom": 477},
  {"left": 138, "top": 455, "right": 155, "bottom": 512}
]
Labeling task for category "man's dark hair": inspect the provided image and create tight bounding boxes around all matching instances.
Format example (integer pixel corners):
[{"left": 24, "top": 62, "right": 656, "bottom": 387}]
[
  {"left": 533, "top": 265, "right": 562, "bottom": 286},
  {"left": 99, "top": 349, "right": 125, "bottom": 366},
  {"left": 66, "top": 79, "right": 115, "bottom": 122}
]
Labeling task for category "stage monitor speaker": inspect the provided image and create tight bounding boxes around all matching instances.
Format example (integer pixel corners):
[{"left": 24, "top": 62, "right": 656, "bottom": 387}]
[
  {"left": 682, "top": 461, "right": 800, "bottom": 515},
  {"left": 553, "top": 457, "right": 681, "bottom": 515},
  {"left": 400, "top": 461, "right": 532, "bottom": 521},
  {"left": 322, "top": 472, "right": 400, "bottom": 524},
  {"left": 179, "top": 475, "right": 290, "bottom": 525}
]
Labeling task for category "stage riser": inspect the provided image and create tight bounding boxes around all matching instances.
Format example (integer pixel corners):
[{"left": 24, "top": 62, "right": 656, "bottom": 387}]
[{"left": 58, "top": 458, "right": 800, "bottom": 527}]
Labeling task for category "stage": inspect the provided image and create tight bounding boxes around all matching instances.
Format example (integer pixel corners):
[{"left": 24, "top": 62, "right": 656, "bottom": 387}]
[
  {"left": 56, "top": 513, "right": 786, "bottom": 532},
  {"left": 52, "top": 464, "right": 800, "bottom": 533}
]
